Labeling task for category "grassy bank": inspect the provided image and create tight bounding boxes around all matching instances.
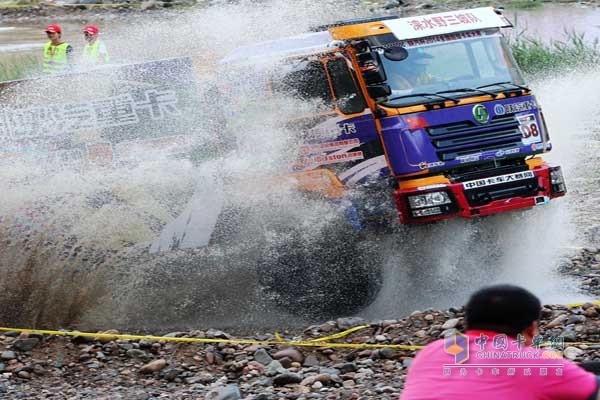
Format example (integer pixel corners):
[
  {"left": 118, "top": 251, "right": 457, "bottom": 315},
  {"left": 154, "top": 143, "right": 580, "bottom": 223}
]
[
  {"left": 0, "top": 54, "right": 40, "bottom": 82},
  {"left": 510, "top": 31, "right": 600, "bottom": 75}
]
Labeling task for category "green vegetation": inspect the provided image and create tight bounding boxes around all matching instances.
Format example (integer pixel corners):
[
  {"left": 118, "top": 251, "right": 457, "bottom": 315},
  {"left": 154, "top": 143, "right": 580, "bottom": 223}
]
[
  {"left": 509, "top": 30, "right": 600, "bottom": 75},
  {"left": 505, "top": 0, "right": 543, "bottom": 10},
  {"left": 0, "top": 54, "right": 40, "bottom": 82}
]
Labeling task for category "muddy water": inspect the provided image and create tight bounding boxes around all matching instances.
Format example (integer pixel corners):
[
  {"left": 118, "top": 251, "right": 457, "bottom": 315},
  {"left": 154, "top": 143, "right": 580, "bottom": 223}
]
[{"left": 505, "top": 3, "right": 600, "bottom": 43}]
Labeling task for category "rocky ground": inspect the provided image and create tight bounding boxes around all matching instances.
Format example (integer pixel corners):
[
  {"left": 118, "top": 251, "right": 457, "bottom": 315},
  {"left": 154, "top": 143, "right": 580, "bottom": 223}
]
[{"left": 2, "top": 301, "right": 600, "bottom": 399}]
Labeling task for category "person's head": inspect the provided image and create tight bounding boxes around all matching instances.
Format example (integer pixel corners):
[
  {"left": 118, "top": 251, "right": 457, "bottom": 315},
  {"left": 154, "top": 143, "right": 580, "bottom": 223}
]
[
  {"left": 405, "top": 49, "right": 432, "bottom": 77},
  {"left": 465, "top": 284, "right": 542, "bottom": 345},
  {"left": 83, "top": 25, "right": 100, "bottom": 43},
  {"left": 45, "top": 24, "right": 62, "bottom": 43}
]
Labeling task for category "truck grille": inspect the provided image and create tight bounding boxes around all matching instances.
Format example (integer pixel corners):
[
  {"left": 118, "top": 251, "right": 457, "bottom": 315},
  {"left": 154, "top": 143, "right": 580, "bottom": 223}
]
[
  {"left": 464, "top": 177, "right": 539, "bottom": 207},
  {"left": 427, "top": 115, "right": 522, "bottom": 161}
]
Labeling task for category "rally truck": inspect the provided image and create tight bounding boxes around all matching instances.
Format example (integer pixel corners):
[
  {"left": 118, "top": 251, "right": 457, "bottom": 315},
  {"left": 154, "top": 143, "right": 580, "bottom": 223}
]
[
  {"left": 218, "top": 6, "right": 566, "bottom": 228},
  {"left": 202, "top": 6, "right": 568, "bottom": 314},
  {"left": 0, "top": 7, "right": 568, "bottom": 318}
]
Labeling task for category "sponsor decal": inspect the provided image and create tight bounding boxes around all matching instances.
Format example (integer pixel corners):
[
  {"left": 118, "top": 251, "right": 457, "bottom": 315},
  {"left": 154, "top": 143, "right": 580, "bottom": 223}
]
[
  {"left": 419, "top": 161, "right": 445, "bottom": 170},
  {"left": 495, "top": 148, "right": 520, "bottom": 158},
  {"left": 417, "top": 183, "right": 448, "bottom": 191},
  {"left": 456, "top": 153, "right": 482, "bottom": 163},
  {"left": 495, "top": 100, "right": 537, "bottom": 115},
  {"left": 300, "top": 138, "right": 360, "bottom": 155},
  {"left": 339, "top": 122, "right": 357, "bottom": 135},
  {"left": 472, "top": 104, "right": 489, "bottom": 124},
  {"left": 462, "top": 170, "right": 535, "bottom": 190},
  {"left": 298, "top": 151, "right": 364, "bottom": 168},
  {"left": 494, "top": 103, "right": 506, "bottom": 116},
  {"left": 0, "top": 89, "right": 180, "bottom": 140},
  {"left": 400, "top": 31, "right": 483, "bottom": 48}
]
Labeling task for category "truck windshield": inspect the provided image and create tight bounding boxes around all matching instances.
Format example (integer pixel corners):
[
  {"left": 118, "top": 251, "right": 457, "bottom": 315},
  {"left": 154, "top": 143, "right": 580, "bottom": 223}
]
[{"left": 380, "top": 33, "right": 525, "bottom": 107}]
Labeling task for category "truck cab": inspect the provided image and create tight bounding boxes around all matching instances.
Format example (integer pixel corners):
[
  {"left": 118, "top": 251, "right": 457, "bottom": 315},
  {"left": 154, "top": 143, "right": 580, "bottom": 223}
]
[{"left": 221, "top": 7, "right": 567, "bottom": 227}]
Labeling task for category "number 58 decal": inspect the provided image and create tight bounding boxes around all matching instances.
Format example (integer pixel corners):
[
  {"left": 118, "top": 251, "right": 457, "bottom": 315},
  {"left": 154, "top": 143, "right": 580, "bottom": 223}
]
[{"left": 518, "top": 114, "right": 541, "bottom": 145}]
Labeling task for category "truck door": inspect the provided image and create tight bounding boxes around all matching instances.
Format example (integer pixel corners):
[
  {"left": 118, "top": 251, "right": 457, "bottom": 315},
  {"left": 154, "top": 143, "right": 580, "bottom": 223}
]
[{"left": 276, "top": 56, "right": 387, "bottom": 187}]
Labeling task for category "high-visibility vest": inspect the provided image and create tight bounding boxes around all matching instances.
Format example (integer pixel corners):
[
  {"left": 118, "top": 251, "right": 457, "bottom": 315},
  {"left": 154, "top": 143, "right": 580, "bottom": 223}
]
[
  {"left": 43, "top": 42, "right": 71, "bottom": 74},
  {"left": 82, "top": 40, "right": 109, "bottom": 64}
]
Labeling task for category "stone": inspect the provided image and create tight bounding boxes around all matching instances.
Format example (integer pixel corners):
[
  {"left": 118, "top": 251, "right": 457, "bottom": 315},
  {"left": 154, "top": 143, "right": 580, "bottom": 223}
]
[
  {"left": 278, "top": 357, "right": 292, "bottom": 369},
  {"left": 206, "top": 329, "right": 231, "bottom": 339},
  {"left": 378, "top": 348, "right": 395, "bottom": 359},
  {"left": 139, "top": 359, "right": 167, "bottom": 374},
  {"left": 561, "top": 330, "right": 578, "bottom": 342},
  {"left": 17, "top": 370, "right": 31, "bottom": 379},
  {"left": 441, "top": 318, "right": 460, "bottom": 330},
  {"left": 0, "top": 351, "right": 16, "bottom": 361},
  {"left": 546, "top": 314, "right": 568, "bottom": 328},
  {"left": 564, "top": 346, "right": 584, "bottom": 360},
  {"left": 13, "top": 338, "right": 39, "bottom": 352},
  {"left": 96, "top": 329, "right": 120, "bottom": 344},
  {"left": 205, "top": 384, "right": 242, "bottom": 399},
  {"left": 273, "top": 372, "right": 303, "bottom": 386},
  {"left": 333, "top": 362, "right": 357, "bottom": 373},
  {"left": 566, "top": 315, "right": 587, "bottom": 325},
  {"left": 265, "top": 360, "right": 286, "bottom": 376},
  {"left": 161, "top": 368, "right": 181, "bottom": 381},
  {"left": 254, "top": 348, "right": 273, "bottom": 366},
  {"left": 273, "top": 348, "right": 304, "bottom": 363},
  {"left": 126, "top": 349, "right": 148, "bottom": 359},
  {"left": 255, "top": 394, "right": 275, "bottom": 400},
  {"left": 336, "top": 317, "right": 366, "bottom": 330},
  {"left": 303, "top": 354, "right": 320, "bottom": 368}
]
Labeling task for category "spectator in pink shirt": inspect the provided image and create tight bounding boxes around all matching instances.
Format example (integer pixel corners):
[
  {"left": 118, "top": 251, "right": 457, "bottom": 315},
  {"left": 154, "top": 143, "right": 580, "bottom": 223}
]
[{"left": 400, "top": 285, "right": 600, "bottom": 400}]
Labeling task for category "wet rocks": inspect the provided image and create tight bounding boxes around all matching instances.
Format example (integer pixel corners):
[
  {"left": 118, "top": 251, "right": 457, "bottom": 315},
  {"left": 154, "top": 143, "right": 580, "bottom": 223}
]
[
  {"left": 139, "top": 359, "right": 167, "bottom": 374},
  {"left": 12, "top": 338, "right": 39, "bottom": 352},
  {"left": 0, "top": 351, "right": 16, "bottom": 361}
]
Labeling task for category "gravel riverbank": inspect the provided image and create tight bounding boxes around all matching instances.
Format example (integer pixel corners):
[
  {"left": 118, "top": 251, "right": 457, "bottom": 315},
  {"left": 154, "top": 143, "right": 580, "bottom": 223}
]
[{"left": 3, "top": 300, "right": 600, "bottom": 399}]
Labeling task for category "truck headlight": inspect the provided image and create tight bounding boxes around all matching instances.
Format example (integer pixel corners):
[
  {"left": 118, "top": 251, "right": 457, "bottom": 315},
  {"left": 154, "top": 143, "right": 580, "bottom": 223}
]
[
  {"left": 408, "top": 191, "right": 451, "bottom": 209},
  {"left": 550, "top": 166, "right": 566, "bottom": 194}
]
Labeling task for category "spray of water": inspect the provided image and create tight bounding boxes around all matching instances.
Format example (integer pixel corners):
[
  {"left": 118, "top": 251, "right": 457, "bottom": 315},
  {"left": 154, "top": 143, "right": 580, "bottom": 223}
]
[{"left": 1, "top": 1, "right": 599, "bottom": 332}]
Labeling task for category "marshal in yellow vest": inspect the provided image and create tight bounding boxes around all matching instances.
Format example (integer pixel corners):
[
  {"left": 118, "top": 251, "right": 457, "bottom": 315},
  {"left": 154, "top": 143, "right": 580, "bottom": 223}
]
[{"left": 43, "top": 42, "right": 72, "bottom": 74}]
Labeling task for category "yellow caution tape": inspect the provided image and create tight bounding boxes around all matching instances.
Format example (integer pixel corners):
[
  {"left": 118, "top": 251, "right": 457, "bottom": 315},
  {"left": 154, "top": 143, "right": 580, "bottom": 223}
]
[
  {"left": 565, "top": 301, "right": 600, "bottom": 308},
  {"left": 0, "top": 4, "right": 32, "bottom": 8},
  {"left": 0, "top": 2, "right": 133, "bottom": 8},
  {"left": 309, "top": 325, "right": 371, "bottom": 342},
  {"left": 0, "top": 327, "right": 424, "bottom": 350}
]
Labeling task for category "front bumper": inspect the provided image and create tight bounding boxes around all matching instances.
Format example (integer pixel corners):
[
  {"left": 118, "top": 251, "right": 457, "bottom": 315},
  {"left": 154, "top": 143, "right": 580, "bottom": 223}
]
[{"left": 393, "top": 164, "right": 566, "bottom": 224}]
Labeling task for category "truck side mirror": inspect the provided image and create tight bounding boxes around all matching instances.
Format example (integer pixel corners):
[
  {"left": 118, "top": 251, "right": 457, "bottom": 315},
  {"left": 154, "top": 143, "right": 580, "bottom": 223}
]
[
  {"left": 383, "top": 46, "right": 408, "bottom": 61},
  {"left": 367, "top": 84, "right": 391, "bottom": 100}
]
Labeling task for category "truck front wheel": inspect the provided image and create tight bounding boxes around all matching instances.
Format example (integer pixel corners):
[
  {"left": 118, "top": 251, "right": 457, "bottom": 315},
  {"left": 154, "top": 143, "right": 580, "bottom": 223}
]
[{"left": 257, "top": 219, "right": 382, "bottom": 318}]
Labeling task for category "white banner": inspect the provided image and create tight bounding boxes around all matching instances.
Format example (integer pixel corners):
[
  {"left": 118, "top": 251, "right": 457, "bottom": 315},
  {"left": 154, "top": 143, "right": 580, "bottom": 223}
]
[{"left": 383, "top": 7, "right": 512, "bottom": 41}]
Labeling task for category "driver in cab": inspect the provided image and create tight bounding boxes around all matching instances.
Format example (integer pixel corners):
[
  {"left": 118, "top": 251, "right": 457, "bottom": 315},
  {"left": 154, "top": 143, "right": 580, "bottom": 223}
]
[{"left": 388, "top": 49, "right": 436, "bottom": 92}]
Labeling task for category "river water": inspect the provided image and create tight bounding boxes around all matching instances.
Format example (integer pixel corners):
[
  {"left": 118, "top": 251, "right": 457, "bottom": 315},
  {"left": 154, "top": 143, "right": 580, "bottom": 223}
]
[
  {"left": 0, "top": 2, "right": 599, "bottom": 331},
  {"left": 1, "top": 3, "right": 600, "bottom": 59}
]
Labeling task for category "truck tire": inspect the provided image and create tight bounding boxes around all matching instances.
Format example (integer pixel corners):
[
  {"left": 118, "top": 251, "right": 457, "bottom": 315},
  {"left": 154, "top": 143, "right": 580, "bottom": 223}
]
[{"left": 256, "top": 214, "right": 383, "bottom": 318}]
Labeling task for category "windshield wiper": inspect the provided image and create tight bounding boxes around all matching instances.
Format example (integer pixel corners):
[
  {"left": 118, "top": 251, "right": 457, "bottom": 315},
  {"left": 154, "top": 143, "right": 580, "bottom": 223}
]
[
  {"left": 477, "top": 81, "right": 530, "bottom": 91},
  {"left": 436, "top": 87, "right": 499, "bottom": 99},
  {"left": 387, "top": 92, "right": 460, "bottom": 104}
]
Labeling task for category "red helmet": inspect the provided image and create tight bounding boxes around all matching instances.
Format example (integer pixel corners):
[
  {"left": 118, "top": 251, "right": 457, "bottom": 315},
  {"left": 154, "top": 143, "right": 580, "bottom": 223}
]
[
  {"left": 83, "top": 25, "right": 100, "bottom": 35},
  {"left": 45, "top": 24, "right": 61, "bottom": 34}
]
